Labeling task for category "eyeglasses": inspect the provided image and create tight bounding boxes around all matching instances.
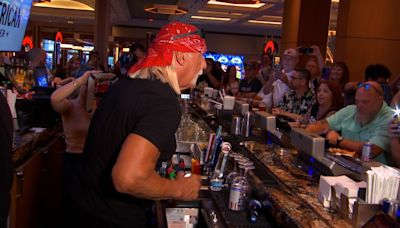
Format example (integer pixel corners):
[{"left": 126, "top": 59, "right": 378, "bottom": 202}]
[{"left": 357, "top": 82, "right": 383, "bottom": 95}]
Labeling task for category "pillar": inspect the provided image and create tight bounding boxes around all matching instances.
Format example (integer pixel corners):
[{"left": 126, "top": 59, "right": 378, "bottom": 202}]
[
  {"left": 335, "top": 0, "right": 400, "bottom": 82},
  {"left": 94, "top": 0, "right": 111, "bottom": 68},
  {"left": 281, "top": 0, "right": 331, "bottom": 64}
]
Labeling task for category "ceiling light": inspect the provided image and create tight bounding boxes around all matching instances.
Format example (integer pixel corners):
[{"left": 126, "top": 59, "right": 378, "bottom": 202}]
[
  {"left": 144, "top": 4, "right": 187, "bottom": 15},
  {"left": 248, "top": 20, "right": 282, "bottom": 25},
  {"left": 191, "top": 16, "right": 231, "bottom": 21},
  {"left": 33, "top": 0, "right": 94, "bottom": 11},
  {"left": 197, "top": 10, "right": 243, "bottom": 17},
  {"left": 331, "top": 0, "right": 340, "bottom": 3},
  {"left": 207, "top": 0, "right": 265, "bottom": 9},
  {"left": 122, "top": 48, "right": 130, "bottom": 53},
  {"left": 60, "top": 44, "right": 73, "bottom": 49}
]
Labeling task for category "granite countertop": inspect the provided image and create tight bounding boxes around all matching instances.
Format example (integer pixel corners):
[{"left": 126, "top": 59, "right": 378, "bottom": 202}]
[
  {"left": 188, "top": 101, "right": 352, "bottom": 227},
  {"left": 12, "top": 125, "right": 63, "bottom": 167},
  {"left": 243, "top": 141, "right": 352, "bottom": 228}
]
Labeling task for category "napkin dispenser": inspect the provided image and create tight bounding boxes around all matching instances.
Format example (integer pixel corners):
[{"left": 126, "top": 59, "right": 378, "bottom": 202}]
[
  {"left": 253, "top": 111, "right": 276, "bottom": 132},
  {"left": 233, "top": 100, "right": 249, "bottom": 116},
  {"left": 290, "top": 127, "right": 325, "bottom": 160}
]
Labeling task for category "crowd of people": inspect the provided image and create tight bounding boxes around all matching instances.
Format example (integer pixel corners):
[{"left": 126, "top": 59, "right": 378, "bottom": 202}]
[{"left": 196, "top": 46, "right": 400, "bottom": 167}]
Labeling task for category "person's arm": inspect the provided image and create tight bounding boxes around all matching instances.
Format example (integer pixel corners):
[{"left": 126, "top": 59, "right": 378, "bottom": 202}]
[
  {"left": 306, "top": 118, "right": 330, "bottom": 134},
  {"left": 111, "top": 134, "right": 201, "bottom": 200},
  {"left": 327, "top": 130, "right": 384, "bottom": 156},
  {"left": 271, "top": 108, "right": 303, "bottom": 122},
  {"left": 50, "top": 71, "right": 96, "bottom": 113},
  {"left": 388, "top": 120, "right": 400, "bottom": 166},
  {"left": 311, "top": 45, "right": 324, "bottom": 73},
  {"left": 390, "top": 138, "right": 400, "bottom": 166}
]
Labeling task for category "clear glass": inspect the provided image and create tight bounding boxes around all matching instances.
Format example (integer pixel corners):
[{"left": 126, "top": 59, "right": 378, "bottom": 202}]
[
  {"left": 225, "top": 153, "right": 241, "bottom": 186},
  {"left": 230, "top": 161, "right": 255, "bottom": 211}
]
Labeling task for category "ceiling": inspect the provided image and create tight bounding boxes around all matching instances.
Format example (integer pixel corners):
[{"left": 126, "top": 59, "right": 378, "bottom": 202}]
[{"left": 29, "top": 0, "right": 338, "bottom": 37}]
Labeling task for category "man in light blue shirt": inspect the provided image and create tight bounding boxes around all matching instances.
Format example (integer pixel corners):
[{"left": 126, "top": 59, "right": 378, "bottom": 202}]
[{"left": 307, "top": 81, "right": 394, "bottom": 164}]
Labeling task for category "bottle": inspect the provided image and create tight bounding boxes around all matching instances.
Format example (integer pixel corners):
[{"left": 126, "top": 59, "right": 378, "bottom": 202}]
[{"left": 362, "top": 141, "right": 372, "bottom": 162}]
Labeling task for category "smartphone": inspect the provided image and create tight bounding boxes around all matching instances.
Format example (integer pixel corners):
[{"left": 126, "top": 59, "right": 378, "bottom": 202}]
[
  {"left": 298, "top": 47, "right": 313, "bottom": 54},
  {"left": 181, "top": 93, "right": 190, "bottom": 100},
  {"left": 273, "top": 56, "right": 281, "bottom": 78}
]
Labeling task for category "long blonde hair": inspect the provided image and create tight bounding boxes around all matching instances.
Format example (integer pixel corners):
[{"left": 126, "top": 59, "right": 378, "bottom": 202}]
[{"left": 129, "top": 52, "right": 194, "bottom": 94}]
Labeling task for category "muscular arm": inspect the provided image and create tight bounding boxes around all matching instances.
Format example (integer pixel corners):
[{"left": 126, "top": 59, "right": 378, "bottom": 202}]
[{"left": 112, "top": 134, "right": 201, "bottom": 201}]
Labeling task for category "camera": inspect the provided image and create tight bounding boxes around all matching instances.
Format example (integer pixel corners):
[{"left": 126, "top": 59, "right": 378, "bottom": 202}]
[{"left": 298, "top": 47, "right": 313, "bottom": 54}]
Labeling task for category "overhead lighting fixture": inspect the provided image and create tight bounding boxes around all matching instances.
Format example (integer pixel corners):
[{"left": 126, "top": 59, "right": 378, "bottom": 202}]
[
  {"left": 144, "top": 4, "right": 187, "bottom": 15},
  {"left": 33, "top": 0, "right": 94, "bottom": 11},
  {"left": 82, "top": 46, "right": 94, "bottom": 52},
  {"left": 197, "top": 10, "right": 244, "bottom": 17},
  {"left": 248, "top": 20, "right": 281, "bottom": 25},
  {"left": 122, "top": 48, "right": 130, "bottom": 53},
  {"left": 207, "top": 0, "right": 265, "bottom": 9},
  {"left": 191, "top": 15, "right": 231, "bottom": 21},
  {"left": 60, "top": 43, "right": 73, "bottom": 49},
  {"left": 331, "top": 0, "right": 340, "bottom": 3}
]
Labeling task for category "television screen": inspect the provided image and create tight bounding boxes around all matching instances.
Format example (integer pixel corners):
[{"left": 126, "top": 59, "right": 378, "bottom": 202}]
[
  {"left": 33, "top": 66, "right": 49, "bottom": 87},
  {"left": 204, "top": 52, "right": 245, "bottom": 79},
  {"left": 0, "top": 0, "right": 33, "bottom": 52}
]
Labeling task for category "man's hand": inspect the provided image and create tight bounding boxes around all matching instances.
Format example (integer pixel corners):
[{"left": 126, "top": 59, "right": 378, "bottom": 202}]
[
  {"left": 174, "top": 172, "right": 201, "bottom": 201},
  {"left": 326, "top": 130, "right": 340, "bottom": 145},
  {"left": 277, "top": 71, "right": 289, "bottom": 84},
  {"left": 388, "top": 118, "right": 400, "bottom": 138},
  {"left": 310, "top": 45, "right": 321, "bottom": 56}
]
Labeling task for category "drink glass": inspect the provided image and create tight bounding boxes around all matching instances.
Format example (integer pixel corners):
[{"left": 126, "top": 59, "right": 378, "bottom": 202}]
[
  {"left": 191, "top": 158, "right": 201, "bottom": 175},
  {"left": 225, "top": 153, "right": 241, "bottom": 186}
]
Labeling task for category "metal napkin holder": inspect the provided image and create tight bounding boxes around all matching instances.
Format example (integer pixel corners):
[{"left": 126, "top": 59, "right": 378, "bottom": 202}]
[{"left": 330, "top": 187, "right": 381, "bottom": 228}]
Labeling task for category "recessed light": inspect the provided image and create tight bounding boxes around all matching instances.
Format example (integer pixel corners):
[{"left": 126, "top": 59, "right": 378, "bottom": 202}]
[
  {"left": 248, "top": 20, "right": 281, "bottom": 25},
  {"left": 207, "top": 0, "right": 265, "bottom": 9},
  {"left": 191, "top": 15, "right": 231, "bottom": 21}
]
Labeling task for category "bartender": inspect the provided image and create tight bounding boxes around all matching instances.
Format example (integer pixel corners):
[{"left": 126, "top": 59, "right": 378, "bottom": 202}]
[
  {"left": 306, "top": 81, "right": 393, "bottom": 164},
  {"left": 69, "top": 22, "right": 206, "bottom": 227}
]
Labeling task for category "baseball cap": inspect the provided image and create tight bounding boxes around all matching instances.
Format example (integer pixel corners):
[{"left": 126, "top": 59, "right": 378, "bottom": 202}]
[{"left": 283, "top": 48, "right": 298, "bottom": 58}]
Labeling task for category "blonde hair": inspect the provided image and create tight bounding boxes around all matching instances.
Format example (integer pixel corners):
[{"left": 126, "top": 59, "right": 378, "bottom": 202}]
[{"left": 129, "top": 52, "right": 194, "bottom": 94}]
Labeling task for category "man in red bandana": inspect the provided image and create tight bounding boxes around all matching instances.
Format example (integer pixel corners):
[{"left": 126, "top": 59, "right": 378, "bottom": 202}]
[{"left": 68, "top": 22, "right": 206, "bottom": 228}]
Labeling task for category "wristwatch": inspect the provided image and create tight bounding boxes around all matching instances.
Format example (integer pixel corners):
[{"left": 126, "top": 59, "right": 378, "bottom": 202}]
[{"left": 337, "top": 136, "right": 344, "bottom": 146}]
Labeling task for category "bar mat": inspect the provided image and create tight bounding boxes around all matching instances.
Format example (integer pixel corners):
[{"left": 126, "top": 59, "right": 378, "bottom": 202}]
[{"left": 209, "top": 189, "right": 271, "bottom": 228}]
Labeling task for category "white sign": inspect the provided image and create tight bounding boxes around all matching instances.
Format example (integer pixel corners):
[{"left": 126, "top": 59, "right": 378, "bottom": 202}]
[{"left": 0, "top": 0, "right": 32, "bottom": 51}]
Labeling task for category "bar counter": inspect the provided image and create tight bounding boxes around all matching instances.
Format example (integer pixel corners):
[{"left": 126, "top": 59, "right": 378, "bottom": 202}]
[
  {"left": 10, "top": 124, "right": 65, "bottom": 228},
  {"left": 184, "top": 101, "right": 352, "bottom": 228}
]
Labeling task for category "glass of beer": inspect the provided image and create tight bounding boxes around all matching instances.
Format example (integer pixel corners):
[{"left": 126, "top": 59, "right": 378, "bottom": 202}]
[{"left": 191, "top": 158, "right": 201, "bottom": 175}]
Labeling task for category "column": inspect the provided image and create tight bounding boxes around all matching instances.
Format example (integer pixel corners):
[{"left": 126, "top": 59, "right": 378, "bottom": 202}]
[
  {"left": 281, "top": 0, "right": 331, "bottom": 63},
  {"left": 335, "top": 0, "right": 400, "bottom": 81},
  {"left": 94, "top": 0, "right": 111, "bottom": 68}
]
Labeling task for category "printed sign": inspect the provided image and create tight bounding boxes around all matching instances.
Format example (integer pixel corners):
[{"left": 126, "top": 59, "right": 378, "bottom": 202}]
[{"left": 0, "top": 0, "right": 32, "bottom": 51}]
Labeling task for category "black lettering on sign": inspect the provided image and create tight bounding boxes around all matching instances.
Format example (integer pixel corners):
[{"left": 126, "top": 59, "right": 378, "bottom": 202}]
[{"left": 0, "top": 1, "right": 22, "bottom": 28}]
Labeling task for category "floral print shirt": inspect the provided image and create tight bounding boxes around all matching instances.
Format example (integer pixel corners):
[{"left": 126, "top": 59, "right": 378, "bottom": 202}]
[{"left": 277, "top": 89, "right": 315, "bottom": 115}]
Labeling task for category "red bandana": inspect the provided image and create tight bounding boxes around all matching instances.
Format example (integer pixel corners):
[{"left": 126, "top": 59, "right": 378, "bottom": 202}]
[{"left": 128, "top": 22, "right": 207, "bottom": 75}]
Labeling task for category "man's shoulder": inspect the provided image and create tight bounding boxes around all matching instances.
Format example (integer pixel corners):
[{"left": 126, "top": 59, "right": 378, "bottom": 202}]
[{"left": 377, "top": 103, "right": 394, "bottom": 121}]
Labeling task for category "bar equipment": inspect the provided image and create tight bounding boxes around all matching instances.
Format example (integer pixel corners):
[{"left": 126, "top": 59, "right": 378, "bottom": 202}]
[
  {"left": 241, "top": 111, "right": 252, "bottom": 138},
  {"left": 231, "top": 115, "right": 242, "bottom": 135}
]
